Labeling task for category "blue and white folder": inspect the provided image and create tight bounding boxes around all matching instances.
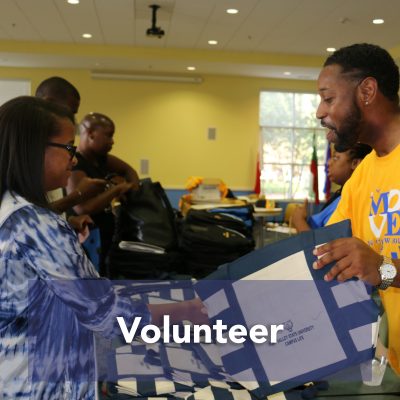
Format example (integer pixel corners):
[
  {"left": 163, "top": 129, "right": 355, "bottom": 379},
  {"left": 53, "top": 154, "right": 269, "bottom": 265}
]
[{"left": 195, "top": 220, "right": 380, "bottom": 398}]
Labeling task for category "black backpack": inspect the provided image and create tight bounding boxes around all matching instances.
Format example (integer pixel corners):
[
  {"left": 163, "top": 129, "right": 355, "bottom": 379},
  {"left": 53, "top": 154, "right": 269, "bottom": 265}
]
[
  {"left": 107, "top": 178, "right": 181, "bottom": 279},
  {"left": 112, "top": 178, "right": 179, "bottom": 249}
]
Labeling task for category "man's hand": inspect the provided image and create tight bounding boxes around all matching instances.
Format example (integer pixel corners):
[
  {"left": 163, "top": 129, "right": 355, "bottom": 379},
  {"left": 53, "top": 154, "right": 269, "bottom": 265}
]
[
  {"left": 76, "top": 177, "right": 108, "bottom": 201},
  {"left": 114, "top": 181, "right": 135, "bottom": 197},
  {"left": 107, "top": 174, "right": 125, "bottom": 185},
  {"left": 313, "top": 237, "right": 382, "bottom": 285}
]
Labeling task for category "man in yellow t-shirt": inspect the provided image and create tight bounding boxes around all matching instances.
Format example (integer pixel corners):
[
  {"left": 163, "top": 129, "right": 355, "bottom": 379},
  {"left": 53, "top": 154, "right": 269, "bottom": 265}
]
[{"left": 313, "top": 43, "right": 400, "bottom": 375}]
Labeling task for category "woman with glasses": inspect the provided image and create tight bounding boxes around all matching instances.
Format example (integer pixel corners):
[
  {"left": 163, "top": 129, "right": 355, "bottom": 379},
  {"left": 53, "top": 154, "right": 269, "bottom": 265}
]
[{"left": 0, "top": 96, "right": 206, "bottom": 399}]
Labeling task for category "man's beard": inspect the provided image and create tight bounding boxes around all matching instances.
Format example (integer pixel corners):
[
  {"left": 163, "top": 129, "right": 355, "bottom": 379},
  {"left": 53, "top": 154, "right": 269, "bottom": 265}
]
[{"left": 324, "top": 100, "right": 362, "bottom": 149}]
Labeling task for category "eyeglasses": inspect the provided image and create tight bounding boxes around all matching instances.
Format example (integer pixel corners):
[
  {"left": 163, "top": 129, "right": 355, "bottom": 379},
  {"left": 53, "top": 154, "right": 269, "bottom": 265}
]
[{"left": 47, "top": 142, "right": 77, "bottom": 160}]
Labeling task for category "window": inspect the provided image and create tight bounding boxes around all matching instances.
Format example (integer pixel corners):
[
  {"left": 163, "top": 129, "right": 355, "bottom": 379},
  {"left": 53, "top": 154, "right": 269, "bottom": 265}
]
[{"left": 259, "top": 91, "right": 327, "bottom": 200}]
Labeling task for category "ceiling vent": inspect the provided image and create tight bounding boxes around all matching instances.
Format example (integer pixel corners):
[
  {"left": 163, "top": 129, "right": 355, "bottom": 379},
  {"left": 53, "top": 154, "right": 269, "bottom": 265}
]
[{"left": 146, "top": 5, "right": 165, "bottom": 38}]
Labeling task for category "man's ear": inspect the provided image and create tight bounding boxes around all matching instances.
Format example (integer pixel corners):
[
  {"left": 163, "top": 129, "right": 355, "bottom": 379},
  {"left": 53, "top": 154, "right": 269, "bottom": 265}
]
[
  {"left": 86, "top": 128, "right": 96, "bottom": 139},
  {"left": 358, "top": 77, "right": 377, "bottom": 105}
]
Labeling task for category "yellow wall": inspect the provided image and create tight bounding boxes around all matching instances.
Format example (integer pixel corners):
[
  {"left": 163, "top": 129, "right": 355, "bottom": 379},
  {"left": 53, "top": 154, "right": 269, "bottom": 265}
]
[{"left": 0, "top": 66, "right": 316, "bottom": 190}]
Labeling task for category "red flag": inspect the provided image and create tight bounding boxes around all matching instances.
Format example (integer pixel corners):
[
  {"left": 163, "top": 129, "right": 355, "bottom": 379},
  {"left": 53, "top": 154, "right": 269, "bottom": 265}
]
[
  {"left": 310, "top": 137, "right": 320, "bottom": 204},
  {"left": 254, "top": 154, "right": 261, "bottom": 195}
]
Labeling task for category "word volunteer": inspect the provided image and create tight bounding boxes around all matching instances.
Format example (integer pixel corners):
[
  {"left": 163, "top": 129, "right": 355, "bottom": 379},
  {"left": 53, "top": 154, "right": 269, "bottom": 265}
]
[{"left": 117, "top": 316, "right": 284, "bottom": 344}]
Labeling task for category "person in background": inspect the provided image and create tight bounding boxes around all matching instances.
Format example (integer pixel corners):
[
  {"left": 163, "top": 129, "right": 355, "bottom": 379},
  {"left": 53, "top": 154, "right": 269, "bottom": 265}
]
[
  {"left": 35, "top": 76, "right": 107, "bottom": 242},
  {"left": 67, "top": 112, "right": 140, "bottom": 276},
  {"left": 312, "top": 43, "right": 400, "bottom": 375},
  {"left": 0, "top": 96, "right": 207, "bottom": 399},
  {"left": 35, "top": 76, "right": 81, "bottom": 115},
  {"left": 35, "top": 77, "right": 107, "bottom": 217},
  {"left": 292, "top": 142, "right": 372, "bottom": 232}
]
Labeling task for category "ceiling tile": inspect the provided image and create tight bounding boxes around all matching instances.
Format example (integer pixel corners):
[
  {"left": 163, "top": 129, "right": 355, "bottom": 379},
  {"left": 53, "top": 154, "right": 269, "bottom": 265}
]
[
  {"left": 15, "top": 0, "right": 72, "bottom": 42},
  {"left": 94, "top": 0, "right": 135, "bottom": 45},
  {"left": 0, "top": 0, "right": 42, "bottom": 40},
  {"left": 53, "top": 0, "right": 104, "bottom": 44}
]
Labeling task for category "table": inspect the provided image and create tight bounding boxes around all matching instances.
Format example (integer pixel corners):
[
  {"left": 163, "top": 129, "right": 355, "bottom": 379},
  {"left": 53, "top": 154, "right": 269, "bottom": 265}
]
[
  {"left": 316, "top": 365, "right": 400, "bottom": 399},
  {"left": 179, "top": 196, "right": 247, "bottom": 216}
]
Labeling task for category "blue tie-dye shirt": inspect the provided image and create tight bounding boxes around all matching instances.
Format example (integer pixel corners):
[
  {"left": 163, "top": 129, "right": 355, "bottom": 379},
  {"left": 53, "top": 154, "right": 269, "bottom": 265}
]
[{"left": 0, "top": 191, "right": 150, "bottom": 399}]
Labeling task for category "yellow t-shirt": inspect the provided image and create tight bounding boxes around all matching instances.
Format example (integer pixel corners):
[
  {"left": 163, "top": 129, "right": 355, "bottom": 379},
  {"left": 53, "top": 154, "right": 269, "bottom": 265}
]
[{"left": 329, "top": 144, "right": 400, "bottom": 374}]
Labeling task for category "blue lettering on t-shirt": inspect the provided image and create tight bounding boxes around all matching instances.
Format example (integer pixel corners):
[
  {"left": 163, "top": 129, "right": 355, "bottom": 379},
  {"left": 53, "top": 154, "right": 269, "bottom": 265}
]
[{"left": 370, "top": 192, "right": 389, "bottom": 216}]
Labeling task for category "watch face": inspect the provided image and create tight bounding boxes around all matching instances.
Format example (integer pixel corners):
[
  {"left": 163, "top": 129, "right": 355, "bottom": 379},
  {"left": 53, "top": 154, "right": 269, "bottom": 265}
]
[{"left": 381, "top": 263, "right": 397, "bottom": 279}]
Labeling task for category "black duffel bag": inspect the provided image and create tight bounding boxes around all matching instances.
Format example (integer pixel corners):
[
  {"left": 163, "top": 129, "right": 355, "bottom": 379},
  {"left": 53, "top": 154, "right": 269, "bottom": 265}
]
[
  {"left": 179, "top": 209, "right": 255, "bottom": 278},
  {"left": 185, "top": 208, "right": 253, "bottom": 238}
]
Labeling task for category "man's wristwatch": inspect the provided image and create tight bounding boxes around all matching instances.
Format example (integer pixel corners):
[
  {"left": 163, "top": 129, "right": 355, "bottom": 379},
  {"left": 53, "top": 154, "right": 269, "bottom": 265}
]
[{"left": 377, "top": 256, "right": 397, "bottom": 290}]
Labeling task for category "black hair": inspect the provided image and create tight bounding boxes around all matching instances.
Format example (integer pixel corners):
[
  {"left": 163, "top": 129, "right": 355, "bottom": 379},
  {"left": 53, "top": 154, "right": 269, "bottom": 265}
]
[
  {"left": 0, "top": 96, "right": 74, "bottom": 208},
  {"left": 35, "top": 76, "right": 81, "bottom": 102},
  {"left": 334, "top": 142, "right": 372, "bottom": 160},
  {"left": 324, "top": 43, "right": 399, "bottom": 103}
]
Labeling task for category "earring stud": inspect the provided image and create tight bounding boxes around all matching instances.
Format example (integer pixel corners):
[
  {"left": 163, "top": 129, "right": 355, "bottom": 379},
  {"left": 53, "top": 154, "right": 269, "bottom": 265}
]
[{"left": 365, "top": 101, "right": 369, "bottom": 105}]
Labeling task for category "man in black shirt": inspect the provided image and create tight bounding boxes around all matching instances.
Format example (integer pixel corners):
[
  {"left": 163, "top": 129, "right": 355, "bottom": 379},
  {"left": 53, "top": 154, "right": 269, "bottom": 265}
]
[{"left": 67, "top": 112, "right": 139, "bottom": 276}]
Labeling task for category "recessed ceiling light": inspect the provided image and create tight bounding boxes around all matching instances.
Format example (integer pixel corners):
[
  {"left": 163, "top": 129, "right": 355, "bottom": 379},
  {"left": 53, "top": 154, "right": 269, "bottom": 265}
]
[
  {"left": 187, "top": 66, "right": 196, "bottom": 71},
  {"left": 208, "top": 40, "right": 218, "bottom": 45},
  {"left": 326, "top": 47, "right": 336, "bottom": 52},
  {"left": 283, "top": 71, "right": 291, "bottom": 76},
  {"left": 82, "top": 33, "right": 92, "bottom": 39},
  {"left": 67, "top": 0, "right": 79, "bottom": 4},
  {"left": 226, "top": 8, "right": 239, "bottom": 14},
  {"left": 372, "top": 18, "right": 384, "bottom": 24}
]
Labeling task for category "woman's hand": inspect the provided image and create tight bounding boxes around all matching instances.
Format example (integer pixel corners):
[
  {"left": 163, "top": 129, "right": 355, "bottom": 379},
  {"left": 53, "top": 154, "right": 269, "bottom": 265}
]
[
  {"left": 68, "top": 214, "right": 93, "bottom": 232},
  {"left": 147, "top": 297, "right": 209, "bottom": 326},
  {"left": 68, "top": 214, "right": 94, "bottom": 243}
]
